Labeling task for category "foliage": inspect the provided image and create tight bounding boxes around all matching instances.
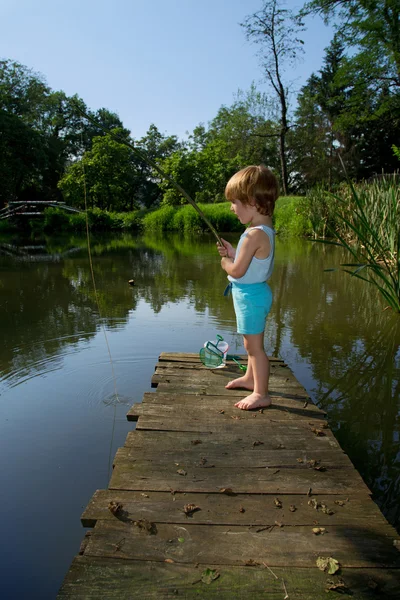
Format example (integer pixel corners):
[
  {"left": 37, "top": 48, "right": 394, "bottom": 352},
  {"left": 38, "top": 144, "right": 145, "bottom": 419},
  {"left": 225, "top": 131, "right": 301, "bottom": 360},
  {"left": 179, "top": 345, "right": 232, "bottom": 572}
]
[
  {"left": 273, "top": 196, "right": 312, "bottom": 237},
  {"left": 316, "top": 178, "right": 400, "bottom": 312}
]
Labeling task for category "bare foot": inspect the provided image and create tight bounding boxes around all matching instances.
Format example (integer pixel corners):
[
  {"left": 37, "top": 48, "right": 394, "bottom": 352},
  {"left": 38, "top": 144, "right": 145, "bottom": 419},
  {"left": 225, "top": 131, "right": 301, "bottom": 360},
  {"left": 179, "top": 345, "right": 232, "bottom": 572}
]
[
  {"left": 235, "top": 393, "right": 272, "bottom": 411},
  {"left": 225, "top": 375, "right": 254, "bottom": 390}
]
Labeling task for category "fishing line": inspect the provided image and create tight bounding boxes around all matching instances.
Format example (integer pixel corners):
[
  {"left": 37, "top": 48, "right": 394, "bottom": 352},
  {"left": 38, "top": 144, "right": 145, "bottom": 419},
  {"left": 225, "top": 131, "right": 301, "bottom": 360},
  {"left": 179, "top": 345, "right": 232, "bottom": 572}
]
[{"left": 80, "top": 132, "right": 122, "bottom": 481}]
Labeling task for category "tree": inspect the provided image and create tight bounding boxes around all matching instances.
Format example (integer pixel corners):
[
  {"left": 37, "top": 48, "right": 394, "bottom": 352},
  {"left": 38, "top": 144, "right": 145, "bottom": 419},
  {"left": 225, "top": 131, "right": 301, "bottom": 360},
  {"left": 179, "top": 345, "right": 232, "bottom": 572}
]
[
  {"left": 241, "top": 1, "right": 305, "bottom": 194},
  {"left": 58, "top": 132, "right": 140, "bottom": 211}
]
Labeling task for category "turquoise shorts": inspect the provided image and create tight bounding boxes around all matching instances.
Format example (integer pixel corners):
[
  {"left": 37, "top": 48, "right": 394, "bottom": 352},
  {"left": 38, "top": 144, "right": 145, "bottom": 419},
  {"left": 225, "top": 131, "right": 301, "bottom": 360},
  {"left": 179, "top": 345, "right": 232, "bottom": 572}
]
[{"left": 231, "top": 282, "right": 273, "bottom": 335}]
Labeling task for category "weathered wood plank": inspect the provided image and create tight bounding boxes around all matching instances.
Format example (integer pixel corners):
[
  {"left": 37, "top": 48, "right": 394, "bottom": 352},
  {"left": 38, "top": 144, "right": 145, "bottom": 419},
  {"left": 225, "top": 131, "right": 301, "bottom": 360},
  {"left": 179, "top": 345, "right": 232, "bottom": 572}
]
[
  {"left": 151, "top": 366, "right": 301, "bottom": 386},
  {"left": 155, "top": 381, "right": 309, "bottom": 396},
  {"left": 83, "top": 520, "right": 400, "bottom": 568},
  {"left": 82, "top": 489, "right": 384, "bottom": 528},
  {"left": 58, "top": 556, "right": 400, "bottom": 599},
  {"left": 159, "top": 351, "right": 284, "bottom": 363},
  {"left": 127, "top": 401, "right": 325, "bottom": 422},
  {"left": 123, "top": 428, "right": 342, "bottom": 451},
  {"left": 115, "top": 444, "right": 353, "bottom": 469},
  {"left": 109, "top": 459, "right": 370, "bottom": 494},
  {"left": 134, "top": 415, "right": 335, "bottom": 438}
]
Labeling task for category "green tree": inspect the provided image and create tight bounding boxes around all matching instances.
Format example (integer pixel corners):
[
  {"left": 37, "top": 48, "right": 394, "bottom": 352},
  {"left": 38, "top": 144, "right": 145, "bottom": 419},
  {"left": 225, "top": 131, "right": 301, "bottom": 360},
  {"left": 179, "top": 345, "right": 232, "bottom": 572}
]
[{"left": 58, "top": 132, "right": 139, "bottom": 211}]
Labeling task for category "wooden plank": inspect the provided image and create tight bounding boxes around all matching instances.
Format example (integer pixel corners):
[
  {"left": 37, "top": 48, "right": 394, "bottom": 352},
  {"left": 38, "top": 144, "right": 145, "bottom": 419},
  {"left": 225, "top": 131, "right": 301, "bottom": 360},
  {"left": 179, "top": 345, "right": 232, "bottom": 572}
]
[
  {"left": 134, "top": 415, "right": 335, "bottom": 437},
  {"left": 82, "top": 489, "right": 385, "bottom": 528},
  {"left": 152, "top": 366, "right": 301, "bottom": 385},
  {"left": 114, "top": 443, "right": 353, "bottom": 469},
  {"left": 154, "top": 381, "right": 309, "bottom": 396},
  {"left": 159, "top": 352, "right": 284, "bottom": 363},
  {"left": 58, "top": 556, "right": 400, "bottom": 599},
  {"left": 83, "top": 520, "right": 400, "bottom": 568},
  {"left": 138, "top": 391, "right": 325, "bottom": 416},
  {"left": 123, "top": 429, "right": 342, "bottom": 451},
  {"left": 109, "top": 458, "right": 370, "bottom": 495},
  {"left": 127, "top": 400, "right": 325, "bottom": 422}
]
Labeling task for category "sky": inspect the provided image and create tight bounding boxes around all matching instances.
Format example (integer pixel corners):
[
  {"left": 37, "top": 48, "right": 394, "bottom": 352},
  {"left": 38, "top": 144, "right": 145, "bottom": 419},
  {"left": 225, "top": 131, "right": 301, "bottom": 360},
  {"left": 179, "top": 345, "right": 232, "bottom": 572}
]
[{"left": 1, "top": 0, "right": 334, "bottom": 140}]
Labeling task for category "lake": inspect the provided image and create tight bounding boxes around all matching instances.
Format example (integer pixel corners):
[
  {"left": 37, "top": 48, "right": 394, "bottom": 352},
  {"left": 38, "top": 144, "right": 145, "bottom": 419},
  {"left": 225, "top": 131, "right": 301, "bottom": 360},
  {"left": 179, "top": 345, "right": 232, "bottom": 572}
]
[{"left": 1, "top": 231, "right": 399, "bottom": 599}]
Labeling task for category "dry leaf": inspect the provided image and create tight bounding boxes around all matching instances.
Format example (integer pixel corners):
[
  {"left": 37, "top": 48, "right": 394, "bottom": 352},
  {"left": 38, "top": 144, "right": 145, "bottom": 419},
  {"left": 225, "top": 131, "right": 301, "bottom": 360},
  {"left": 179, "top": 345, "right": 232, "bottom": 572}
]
[
  {"left": 307, "top": 487, "right": 312, "bottom": 496},
  {"left": 165, "top": 558, "right": 174, "bottom": 563},
  {"left": 239, "top": 507, "right": 245, "bottom": 513},
  {"left": 308, "top": 498, "right": 319, "bottom": 510},
  {"left": 274, "top": 497, "right": 282, "bottom": 508},
  {"left": 141, "top": 493, "right": 149, "bottom": 498},
  {"left": 289, "top": 505, "right": 296, "bottom": 512},
  {"left": 219, "top": 487, "right": 236, "bottom": 496},
  {"left": 108, "top": 501, "right": 123, "bottom": 515},
  {"left": 218, "top": 410, "right": 225, "bottom": 414},
  {"left": 316, "top": 556, "right": 340, "bottom": 575},
  {"left": 320, "top": 503, "right": 334, "bottom": 515},
  {"left": 334, "top": 500, "right": 346, "bottom": 507},
  {"left": 326, "top": 579, "right": 351, "bottom": 593},
  {"left": 314, "top": 465, "right": 326, "bottom": 472},
  {"left": 274, "top": 520, "right": 283, "bottom": 527},
  {"left": 312, "top": 527, "right": 326, "bottom": 535},
  {"left": 244, "top": 559, "right": 260, "bottom": 566},
  {"left": 183, "top": 503, "right": 200, "bottom": 517},
  {"left": 133, "top": 519, "right": 157, "bottom": 535},
  {"left": 311, "top": 428, "right": 326, "bottom": 437},
  {"left": 177, "top": 469, "right": 187, "bottom": 476},
  {"left": 275, "top": 444, "right": 286, "bottom": 449},
  {"left": 201, "top": 568, "right": 220, "bottom": 584},
  {"left": 253, "top": 440, "right": 264, "bottom": 447},
  {"left": 297, "top": 458, "right": 304, "bottom": 463}
]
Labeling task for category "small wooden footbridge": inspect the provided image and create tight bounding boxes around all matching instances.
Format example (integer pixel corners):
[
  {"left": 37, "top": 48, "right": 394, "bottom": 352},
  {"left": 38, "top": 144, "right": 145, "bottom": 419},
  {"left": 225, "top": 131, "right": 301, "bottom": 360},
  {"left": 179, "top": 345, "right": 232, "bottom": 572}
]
[
  {"left": 0, "top": 200, "right": 80, "bottom": 220},
  {"left": 58, "top": 353, "right": 400, "bottom": 599}
]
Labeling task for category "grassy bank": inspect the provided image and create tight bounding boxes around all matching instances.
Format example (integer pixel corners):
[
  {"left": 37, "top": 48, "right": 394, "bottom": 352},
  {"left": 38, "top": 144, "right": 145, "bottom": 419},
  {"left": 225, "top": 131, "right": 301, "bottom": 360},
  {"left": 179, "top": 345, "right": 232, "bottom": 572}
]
[{"left": 0, "top": 197, "right": 310, "bottom": 236}]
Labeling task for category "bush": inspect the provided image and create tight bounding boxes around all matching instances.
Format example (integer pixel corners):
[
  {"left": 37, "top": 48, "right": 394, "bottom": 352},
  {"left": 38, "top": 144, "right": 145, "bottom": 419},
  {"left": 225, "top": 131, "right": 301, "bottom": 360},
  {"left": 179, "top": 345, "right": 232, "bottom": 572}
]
[{"left": 273, "top": 197, "right": 312, "bottom": 237}]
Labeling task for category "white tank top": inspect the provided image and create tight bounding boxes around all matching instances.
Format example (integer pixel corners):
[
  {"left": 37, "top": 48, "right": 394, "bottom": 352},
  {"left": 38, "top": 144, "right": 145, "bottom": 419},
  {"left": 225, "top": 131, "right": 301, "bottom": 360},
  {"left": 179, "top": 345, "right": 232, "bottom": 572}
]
[{"left": 228, "top": 225, "right": 275, "bottom": 284}]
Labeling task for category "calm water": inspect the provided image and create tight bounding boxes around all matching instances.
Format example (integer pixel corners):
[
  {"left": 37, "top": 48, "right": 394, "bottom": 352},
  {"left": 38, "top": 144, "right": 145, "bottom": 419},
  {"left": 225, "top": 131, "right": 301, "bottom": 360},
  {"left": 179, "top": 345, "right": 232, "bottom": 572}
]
[{"left": 1, "top": 232, "right": 399, "bottom": 599}]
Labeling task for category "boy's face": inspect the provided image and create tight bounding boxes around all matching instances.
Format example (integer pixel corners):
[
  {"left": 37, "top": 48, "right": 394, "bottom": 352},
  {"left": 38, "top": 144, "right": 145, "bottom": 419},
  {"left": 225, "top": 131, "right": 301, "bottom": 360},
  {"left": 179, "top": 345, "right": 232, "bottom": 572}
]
[{"left": 229, "top": 199, "right": 257, "bottom": 224}]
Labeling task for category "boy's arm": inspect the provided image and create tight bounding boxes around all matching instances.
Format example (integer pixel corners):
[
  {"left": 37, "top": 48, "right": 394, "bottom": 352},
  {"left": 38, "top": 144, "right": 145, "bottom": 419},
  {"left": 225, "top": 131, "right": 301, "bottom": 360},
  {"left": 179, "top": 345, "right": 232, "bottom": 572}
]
[{"left": 221, "top": 231, "right": 261, "bottom": 279}]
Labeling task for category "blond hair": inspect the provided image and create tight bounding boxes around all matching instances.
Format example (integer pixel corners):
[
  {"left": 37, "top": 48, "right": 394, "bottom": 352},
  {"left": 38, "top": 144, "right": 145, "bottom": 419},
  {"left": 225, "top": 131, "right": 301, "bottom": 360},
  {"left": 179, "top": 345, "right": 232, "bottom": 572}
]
[{"left": 225, "top": 165, "right": 279, "bottom": 216}]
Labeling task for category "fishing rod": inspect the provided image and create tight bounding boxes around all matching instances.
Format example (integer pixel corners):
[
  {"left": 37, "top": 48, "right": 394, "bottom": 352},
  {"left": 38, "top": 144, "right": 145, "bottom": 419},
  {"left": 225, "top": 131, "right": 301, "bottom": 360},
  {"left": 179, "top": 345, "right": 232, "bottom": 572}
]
[{"left": 73, "top": 102, "right": 223, "bottom": 245}]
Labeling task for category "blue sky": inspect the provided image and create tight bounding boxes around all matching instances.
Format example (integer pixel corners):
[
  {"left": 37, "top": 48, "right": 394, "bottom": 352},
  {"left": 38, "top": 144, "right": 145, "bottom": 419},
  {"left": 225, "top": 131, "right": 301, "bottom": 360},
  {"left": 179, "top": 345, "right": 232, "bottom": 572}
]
[{"left": 1, "top": 0, "right": 333, "bottom": 140}]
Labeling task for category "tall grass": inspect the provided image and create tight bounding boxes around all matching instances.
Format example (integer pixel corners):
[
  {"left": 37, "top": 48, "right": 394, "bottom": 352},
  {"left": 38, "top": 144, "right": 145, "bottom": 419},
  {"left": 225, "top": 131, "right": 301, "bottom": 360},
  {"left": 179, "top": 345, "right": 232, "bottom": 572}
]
[
  {"left": 143, "top": 203, "right": 242, "bottom": 234},
  {"left": 316, "top": 177, "right": 400, "bottom": 312}
]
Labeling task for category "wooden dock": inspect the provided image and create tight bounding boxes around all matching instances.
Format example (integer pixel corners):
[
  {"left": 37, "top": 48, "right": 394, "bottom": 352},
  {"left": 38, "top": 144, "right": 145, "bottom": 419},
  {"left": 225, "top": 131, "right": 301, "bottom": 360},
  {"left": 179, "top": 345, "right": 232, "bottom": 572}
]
[{"left": 58, "top": 353, "right": 400, "bottom": 598}]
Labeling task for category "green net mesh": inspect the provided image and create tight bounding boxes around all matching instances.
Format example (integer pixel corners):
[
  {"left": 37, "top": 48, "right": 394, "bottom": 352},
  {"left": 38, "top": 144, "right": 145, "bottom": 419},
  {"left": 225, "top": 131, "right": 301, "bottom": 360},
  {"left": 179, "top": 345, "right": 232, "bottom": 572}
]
[{"left": 199, "top": 342, "right": 224, "bottom": 368}]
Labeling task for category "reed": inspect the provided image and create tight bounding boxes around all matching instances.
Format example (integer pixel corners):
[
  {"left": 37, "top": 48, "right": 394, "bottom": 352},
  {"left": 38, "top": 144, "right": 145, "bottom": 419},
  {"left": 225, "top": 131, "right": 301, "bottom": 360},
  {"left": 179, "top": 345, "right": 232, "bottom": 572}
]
[{"left": 317, "top": 176, "right": 400, "bottom": 313}]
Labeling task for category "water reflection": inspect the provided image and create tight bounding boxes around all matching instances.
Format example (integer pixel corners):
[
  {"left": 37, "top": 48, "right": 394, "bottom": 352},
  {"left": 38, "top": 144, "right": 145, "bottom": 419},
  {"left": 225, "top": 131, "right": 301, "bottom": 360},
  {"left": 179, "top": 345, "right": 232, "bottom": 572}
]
[{"left": 0, "top": 231, "right": 399, "bottom": 597}]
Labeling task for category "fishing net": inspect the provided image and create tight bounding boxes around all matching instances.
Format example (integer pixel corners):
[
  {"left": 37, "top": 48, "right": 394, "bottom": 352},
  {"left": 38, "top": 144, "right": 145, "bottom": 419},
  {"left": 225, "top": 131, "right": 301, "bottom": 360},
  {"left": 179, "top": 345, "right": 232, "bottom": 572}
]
[{"left": 199, "top": 341, "right": 224, "bottom": 368}]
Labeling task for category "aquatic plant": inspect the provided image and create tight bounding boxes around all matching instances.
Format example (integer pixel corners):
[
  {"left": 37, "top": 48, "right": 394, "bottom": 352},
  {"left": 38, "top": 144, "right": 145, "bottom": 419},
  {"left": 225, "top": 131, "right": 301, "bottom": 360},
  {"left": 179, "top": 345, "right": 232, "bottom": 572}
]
[{"left": 317, "top": 177, "right": 400, "bottom": 313}]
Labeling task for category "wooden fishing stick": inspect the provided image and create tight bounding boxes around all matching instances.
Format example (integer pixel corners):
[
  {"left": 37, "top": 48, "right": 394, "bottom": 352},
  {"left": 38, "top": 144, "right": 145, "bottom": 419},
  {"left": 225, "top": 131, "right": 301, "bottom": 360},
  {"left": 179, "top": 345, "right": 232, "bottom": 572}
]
[{"left": 73, "top": 103, "right": 223, "bottom": 245}]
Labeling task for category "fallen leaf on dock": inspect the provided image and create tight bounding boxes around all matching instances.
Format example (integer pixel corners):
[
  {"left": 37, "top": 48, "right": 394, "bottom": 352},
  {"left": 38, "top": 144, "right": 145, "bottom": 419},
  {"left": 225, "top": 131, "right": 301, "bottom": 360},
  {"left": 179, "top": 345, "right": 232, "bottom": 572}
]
[
  {"left": 219, "top": 487, "right": 236, "bottom": 496},
  {"left": 108, "top": 501, "right": 123, "bottom": 515},
  {"left": 311, "top": 428, "right": 326, "bottom": 437},
  {"left": 253, "top": 440, "right": 264, "bottom": 447},
  {"left": 239, "top": 506, "right": 245, "bottom": 513},
  {"left": 133, "top": 519, "right": 157, "bottom": 535},
  {"left": 308, "top": 498, "right": 319, "bottom": 510},
  {"left": 244, "top": 559, "right": 260, "bottom": 566},
  {"left": 183, "top": 503, "right": 201, "bottom": 517},
  {"left": 334, "top": 500, "right": 346, "bottom": 506},
  {"left": 165, "top": 558, "right": 174, "bottom": 563},
  {"left": 312, "top": 527, "right": 327, "bottom": 535},
  {"left": 274, "top": 497, "right": 282, "bottom": 508},
  {"left": 274, "top": 520, "right": 283, "bottom": 527},
  {"left": 289, "top": 505, "right": 297, "bottom": 512},
  {"left": 325, "top": 579, "right": 351, "bottom": 593},
  {"left": 316, "top": 556, "right": 340, "bottom": 575},
  {"left": 320, "top": 503, "right": 334, "bottom": 515},
  {"left": 177, "top": 469, "right": 187, "bottom": 476},
  {"left": 201, "top": 568, "right": 220, "bottom": 584}
]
